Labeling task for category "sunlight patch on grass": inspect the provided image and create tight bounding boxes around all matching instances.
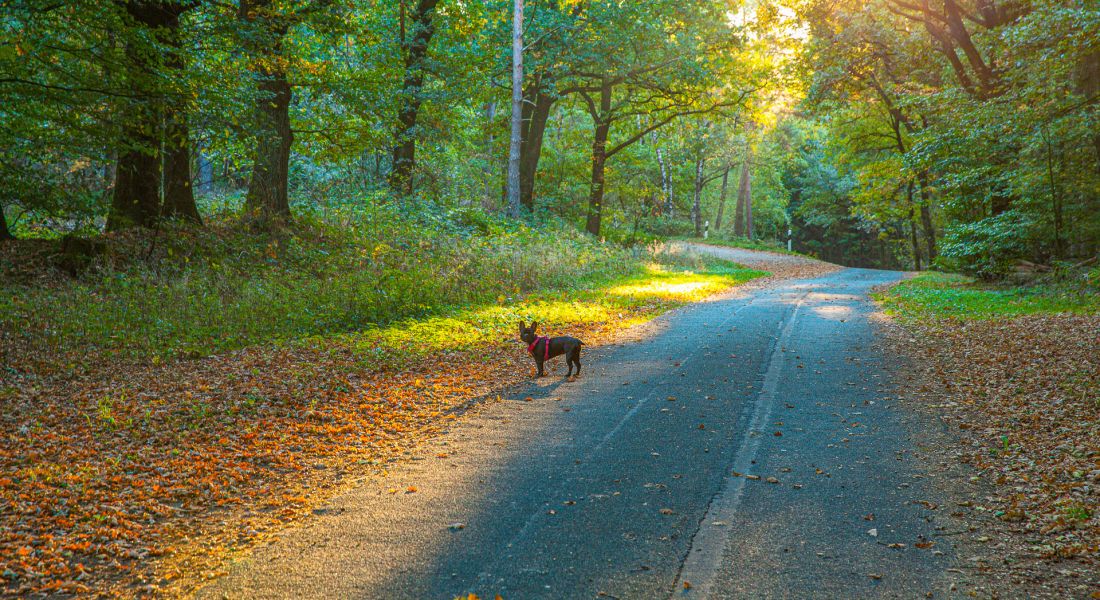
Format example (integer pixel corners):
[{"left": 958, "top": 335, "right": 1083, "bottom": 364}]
[{"left": 339, "top": 261, "right": 765, "bottom": 367}]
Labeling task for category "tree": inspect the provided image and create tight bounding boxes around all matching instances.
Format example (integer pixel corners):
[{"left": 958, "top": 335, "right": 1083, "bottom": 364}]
[
  {"left": 713, "top": 166, "right": 731, "bottom": 231},
  {"left": 506, "top": 0, "right": 523, "bottom": 218},
  {"left": 733, "top": 148, "right": 752, "bottom": 238},
  {"left": 238, "top": 0, "right": 294, "bottom": 222},
  {"left": 388, "top": 0, "right": 441, "bottom": 196},
  {"left": 562, "top": 0, "right": 756, "bottom": 236},
  {"left": 107, "top": 2, "right": 182, "bottom": 230},
  {"left": 162, "top": 3, "right": 202, "bottom": 224}
]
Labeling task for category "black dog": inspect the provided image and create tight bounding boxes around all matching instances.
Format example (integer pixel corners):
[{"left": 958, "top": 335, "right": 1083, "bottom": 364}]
[{"left": 519, "top": 321, "right": 583, "bottom": 378}]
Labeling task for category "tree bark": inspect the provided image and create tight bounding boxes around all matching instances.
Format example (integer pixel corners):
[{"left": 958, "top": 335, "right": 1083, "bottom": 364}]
[
  {"left": 654, "top": 137, "right": 672, "bottom": 216},
  {"left": 109, "top": 133, "right": 162, "bottom": 231},
  {"left": 733, "top": 153, "right": 751, "bottom": 237},
  {"left": 519, "top": 78, "right": 554, "bottom": 212},
  {"left": 244, "top": 46, "right": 292, "bottom": 221},
  {"left": 161, "top": 8, "right": 200, "bottom": 224},
  {"left": 745, "top": 169, "right": 753, "bottom": 238},
  {"left": 907, "top": 183, "right": 923, "bottom": 270},
  {"left": 388, "top": 0, "right": 441, "bottom": 196},
  {"left": 237, "top": 0, "right": 292, "bottom": 222},
  {"left": 713, "top": 165, "right": 730, "bottom": 232},
  {"left": 911, "top": 172, "right": 936, "bottom": 262},
  {"left": 506, "top": 0, "right": 523, "bottom": 218},
  {"left": 584, "top": 79, "right": 612, "bottom": 236},
  {"left": 107, "top": 2, "right": 172, "bottom": 231},
  {"left": 691, "top": 156, "right": 704, "bottom": 237}
]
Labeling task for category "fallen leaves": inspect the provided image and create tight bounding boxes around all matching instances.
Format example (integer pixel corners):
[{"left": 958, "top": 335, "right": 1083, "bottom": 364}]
[{"left": 885, "top": 308, "right": 1100, "bottom": 593}]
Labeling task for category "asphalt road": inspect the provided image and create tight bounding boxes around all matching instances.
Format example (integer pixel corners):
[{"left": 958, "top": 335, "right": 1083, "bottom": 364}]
[{"left": 199, "top": 249, "right": 955, "bottom": 599}]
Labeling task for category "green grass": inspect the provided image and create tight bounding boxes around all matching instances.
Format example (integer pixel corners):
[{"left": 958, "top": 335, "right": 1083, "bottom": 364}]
[
  {"left": 876, "top": 272, "right": 1100, "bottom": 320},
  {"left": 344, "top": 260, "right": 765, "bottom": 368},
  {"left": 1, "top": 203, "right": 764, "bottom": 366}
]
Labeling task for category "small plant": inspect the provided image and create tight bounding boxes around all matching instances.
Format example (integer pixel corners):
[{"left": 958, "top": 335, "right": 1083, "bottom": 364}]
[
  {"left": 90, "top": 395, "right": 119, "bottom": 431},
  {"left": 188, "top": 400, "right": 210, "bottom": 428},
  {"left": 1062, "top": 503, "right": 1091, "bottom": 521}
]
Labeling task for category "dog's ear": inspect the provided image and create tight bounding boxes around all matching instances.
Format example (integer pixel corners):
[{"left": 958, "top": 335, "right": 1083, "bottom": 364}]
[
  {"left": 531, "top": 321, "right": 538, "bottom": 333},
  {"left": 518, "top": 321, "right": 526, "bottom": 333}
]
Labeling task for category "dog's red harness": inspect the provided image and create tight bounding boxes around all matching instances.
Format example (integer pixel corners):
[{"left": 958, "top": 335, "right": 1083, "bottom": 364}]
[{"left": 528, "top": 336, "right": 550, "bottom": 360}]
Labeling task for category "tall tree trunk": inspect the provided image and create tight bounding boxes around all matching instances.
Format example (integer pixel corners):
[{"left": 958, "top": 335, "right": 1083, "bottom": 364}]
[
  {"left": 506, "top": 0, "right": 523, "bottom": 218},
  {"left": 651, "top": 131, "right": 672, "bottom": 216},
  {"left": 163, "top": 117, "right": 199, "bottom": 222},
  {"left": 519, "top": 80, "right": 554, "bottom": 212},
  {"left": 584, "top": 80, "right": 612, "bottom": 237},
  {"left": 745, "top": 174, "right": 753, "bottom": 239},
  {"left": 713, "top": 165, "right": 730, "bottom": 232},
  {"left": 108, "top": 2, "right": 172, "bottom": 231},
  {"left": 238, "top": 0, "right": 292, "bottom": 222},
  {"left": 109, "top": 133, "right": 162, "bottom": 231},
  {"left": 244, "top": 59, "right": 292, "bottom": 221},
  {"left": 388, "top": 0, "right": 441, "bottom": 196},
  {"left": 907, "top": 183, "right": 923, "bottom": 270},
  {"left": 733, "top": 154, "right": 750, "bottom": 237},
  {"left": 917, "top": 174, "right": 937, "bottom": 262},
  {"left": 1085, "top": 51, "right": 1100, "bottom": 173},
  {"left": 691, "top": 156, "right": 704, "bottom": 237},
  {"left": 161, "top": 9, "right": 200, "bottom": 224}
]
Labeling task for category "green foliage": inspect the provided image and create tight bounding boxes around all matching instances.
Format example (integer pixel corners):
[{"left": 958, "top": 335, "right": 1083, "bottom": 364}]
[
  {"left": 876, "top": 272, "right": 1100, "bottom": 320},
  {"left": 796, "top": 0, "right": 1100, "bottom": 275}
]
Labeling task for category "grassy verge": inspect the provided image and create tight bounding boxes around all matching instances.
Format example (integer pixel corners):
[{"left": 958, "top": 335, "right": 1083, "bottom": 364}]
[{"left": 875, "top": 271, "right": 1100, "bottom": 320}]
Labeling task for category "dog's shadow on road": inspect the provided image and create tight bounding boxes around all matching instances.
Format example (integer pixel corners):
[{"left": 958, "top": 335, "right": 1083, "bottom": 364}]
[
  {"left": 509, "top": 374, "right": 574, "bottom": 402},
  {"left": 444, "top": 369, "right": 579, "bottom": 420}
]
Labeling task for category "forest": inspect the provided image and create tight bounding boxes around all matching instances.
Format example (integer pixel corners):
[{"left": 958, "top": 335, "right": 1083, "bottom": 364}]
[
  {"left": 0, "top": 0, "right": 1095, "bottom": 274},
  {"left": 2, "top": 1, "right": 1099, "bottom": 597}
]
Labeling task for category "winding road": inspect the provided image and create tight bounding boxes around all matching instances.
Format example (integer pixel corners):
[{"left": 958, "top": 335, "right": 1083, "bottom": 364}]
[{"left": 199, "top": 245, "right": 954, "bottom": 599}]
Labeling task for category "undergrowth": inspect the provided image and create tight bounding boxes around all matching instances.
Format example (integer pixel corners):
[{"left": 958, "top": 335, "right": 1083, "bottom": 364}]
[{"left": 1, "top": 202, "right": 760, "bottom": 366}]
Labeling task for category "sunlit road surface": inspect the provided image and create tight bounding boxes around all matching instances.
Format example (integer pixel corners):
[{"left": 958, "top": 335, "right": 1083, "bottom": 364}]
[{"left": 199, "top": 249, "right": 954, "bottom": 599}]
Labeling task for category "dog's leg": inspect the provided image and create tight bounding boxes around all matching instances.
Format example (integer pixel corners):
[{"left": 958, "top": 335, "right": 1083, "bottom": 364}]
[
  {"left": 536, "top": 357, "right": 545, "bottom": 377},
  {"left": 572, "top": 348, "right": 581, "bottom": 377}
]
